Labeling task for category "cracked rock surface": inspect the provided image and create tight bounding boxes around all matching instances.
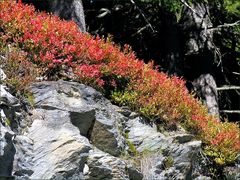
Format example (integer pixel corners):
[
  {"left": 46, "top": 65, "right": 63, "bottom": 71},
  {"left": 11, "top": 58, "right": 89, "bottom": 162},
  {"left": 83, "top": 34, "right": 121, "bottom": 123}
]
[{"left": 1, "top": 79, "right": 239, "bottom": 179}]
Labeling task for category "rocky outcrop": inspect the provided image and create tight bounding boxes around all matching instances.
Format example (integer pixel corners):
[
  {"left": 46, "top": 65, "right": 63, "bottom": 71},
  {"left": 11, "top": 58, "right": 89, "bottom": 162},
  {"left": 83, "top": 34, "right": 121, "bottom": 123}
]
[
  {"left": 0, "top": 80, "right": 128, "bottom": 179},
  {"left": 125, "top": 117, "right": 202, "bottom": 179},
  {"left": 0, "top": 122, "right": 15, "bottom": 178},
  {"left": 1, "top": 70, "right": 239, "bottom": 179},
  {"left": 14, "top": 108, "right": 91, "bottom": 179},
  {"left": 29, "top": 81, "right": 125, "bottom": 156},
  {"left": 85, "top": 148, "right": 130, "bottom": 179}
]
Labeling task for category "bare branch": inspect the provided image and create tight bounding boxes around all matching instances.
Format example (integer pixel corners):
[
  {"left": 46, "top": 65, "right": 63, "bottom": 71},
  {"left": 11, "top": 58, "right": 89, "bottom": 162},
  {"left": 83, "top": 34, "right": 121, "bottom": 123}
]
[
  {"left": 217, "top": 86, "right": 240, "bottom": 91},
  {"left": 130, "top": 0, "right": 155, "bottom": 32},
  {"left": 179, "top": 0, "right": 203, "bottom": 18},
  {"left": 179, "top": 0, "right": 240, "bottom": 31},
  {"left": 208, "top": 20, "right": 240, "bottom": 31},
  {"left": 220, "top": 110, "right": 240, "bottom": 114},
  {"left": 233, "top": 72, "right": 240, "bottom": 76},
  {"left": 132, "top": 25, "right": 150, "bottom": 37}
]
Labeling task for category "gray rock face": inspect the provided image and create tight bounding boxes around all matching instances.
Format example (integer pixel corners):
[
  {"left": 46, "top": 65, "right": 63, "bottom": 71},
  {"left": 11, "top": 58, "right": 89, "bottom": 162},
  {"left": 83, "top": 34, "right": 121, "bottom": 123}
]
[
  {"left": 0, "top": 68, "right": 6, "bottom": 81},
  {"left": 0, "top": 83, "right": 22, "bottom": 178},
  {"left": 29, "top": 81, "right": 125, "bottom": 156},
  {"left": 49, "top": 0, "right": 86, "bottom": 32},
  {"left": 10, "top": 80, "right": 127, "bottom": 179},
  {"left": 0, "top": 84, "right": 22, "bottom": 132},
  {"left": 29, "top": 81, "right": 96, "bottom": 137},
  {"left": 125, "top": 117, "right": 202, "bottom": 180},
  {"left": 0, "top": 85, "right": 19, "bottom": 107},
  {"left": 84, "top": 148, "right": 143, "bottom": 180},
  {"left": 0, "top": 78, "right": 237, "bottom": 179},
  {"left": 1, "top": 80, "right": 138, "bottom": 179},
  {"left": 0, "top": 123, "right": 15, "bottom": 177},
  {"left": 14, "top": 109, "right": 91, "bottom": 179},
  {"left": 85, "top": 148, "right": 129, "bottom": 180},
  {"left": 12, "top": 135, "right": 33, "bottom": 178},
  {"left": 126, "top": 117, "right": 172, "bottom": 153},
  {"left": 91, "top": 107, "right": 126, "bottom": 157}
]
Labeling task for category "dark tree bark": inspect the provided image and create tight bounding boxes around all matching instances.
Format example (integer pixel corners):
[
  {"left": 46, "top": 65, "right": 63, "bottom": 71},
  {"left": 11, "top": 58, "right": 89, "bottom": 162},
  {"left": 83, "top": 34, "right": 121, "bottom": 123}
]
[
  {"left": 180, "top": 2, "right": 220, "bottom": 118},
  {"left": 49, "top": 0, "right": 86, "bottom": 32},
  {"left": 192, "top": 74, "right": 219, "bottom": 116},
  {"left": 22, "top": 0, "right": 86, "bottom": 32}
]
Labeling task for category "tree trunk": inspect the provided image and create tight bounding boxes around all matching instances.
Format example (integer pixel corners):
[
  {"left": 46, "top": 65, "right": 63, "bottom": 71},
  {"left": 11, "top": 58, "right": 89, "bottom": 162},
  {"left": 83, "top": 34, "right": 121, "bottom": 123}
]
[
  {"left": 192, "top": 74, "right": 219, "bottom": 116},
  {"left": 180, "top": 2, "right": 220, "bottom": 118},
  {"left": 22, "top": 0, "right": 86, "bottom": 32},
  {"left": 49, "top": 0, "right": 86, "bottom": 32}
]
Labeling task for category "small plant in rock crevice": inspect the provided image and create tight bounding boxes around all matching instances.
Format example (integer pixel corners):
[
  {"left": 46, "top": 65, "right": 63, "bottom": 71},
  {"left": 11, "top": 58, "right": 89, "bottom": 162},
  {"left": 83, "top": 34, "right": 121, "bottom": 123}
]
[
  {"left": 124, "top": 131, "right": 139, "bottom": 156},
  {"left": 0, "top": 0, "right": 239, "bottom": 165},
  {"left": 163, "top": 156, "right": 174, "bottom": 169}
]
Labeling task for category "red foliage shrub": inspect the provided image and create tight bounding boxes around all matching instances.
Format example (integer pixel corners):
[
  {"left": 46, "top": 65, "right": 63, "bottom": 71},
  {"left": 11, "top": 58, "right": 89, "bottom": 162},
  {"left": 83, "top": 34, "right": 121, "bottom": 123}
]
[{"left": 0, "top": 0, "right": 239, "bottom": 165}]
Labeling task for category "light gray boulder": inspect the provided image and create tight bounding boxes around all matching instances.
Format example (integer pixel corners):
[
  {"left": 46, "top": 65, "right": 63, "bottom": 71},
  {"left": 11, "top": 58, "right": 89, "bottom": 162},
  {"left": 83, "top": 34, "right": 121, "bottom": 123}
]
[
  {"left": 84, "top": 147, "right": 143, "bottom": 180},
  {"left": 126, "top": 117, "right": 172, "bottom": 152},
  {"left": 85, "top": 148, "right": 129, "bottom": 180},
  {"left": 13, "top": 108, "right": 91, "bottom": 179},
  {"left": 0, "top": 68, "right": 6, "bottom": 81},
  {"left": 0, "top": 85, "right": 19, "bottom": 107},
  {"left": 29, "top": 81, "right": 126, "bottom": 156},
  {"left": 125, "top": 117, "right": 202, "bottom": 179},
  {"left": 9, "top": 80, "right": 128, "bottom": 179}
]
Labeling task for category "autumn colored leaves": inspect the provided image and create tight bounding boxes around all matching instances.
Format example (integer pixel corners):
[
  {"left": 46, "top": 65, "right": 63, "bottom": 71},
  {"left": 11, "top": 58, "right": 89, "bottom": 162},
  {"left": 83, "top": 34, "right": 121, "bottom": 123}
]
[{"left": 0, "top": 0, "right": 239, "bottom": 165}]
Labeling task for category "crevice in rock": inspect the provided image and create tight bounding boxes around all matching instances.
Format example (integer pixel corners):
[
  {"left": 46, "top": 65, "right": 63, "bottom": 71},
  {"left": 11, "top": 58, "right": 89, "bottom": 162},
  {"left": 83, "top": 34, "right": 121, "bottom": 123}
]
[
  {"left": 86, "top": 117, "right": 96, "bottom": 141},
  {"left": 69, "top": 109, "right": 95, "bottom": 138},
  {"left": 0, "top": 132, "right": 16, "bottom": 177},
  {"left": 35, "top": 105, "right": 60, "bottom": 111}
]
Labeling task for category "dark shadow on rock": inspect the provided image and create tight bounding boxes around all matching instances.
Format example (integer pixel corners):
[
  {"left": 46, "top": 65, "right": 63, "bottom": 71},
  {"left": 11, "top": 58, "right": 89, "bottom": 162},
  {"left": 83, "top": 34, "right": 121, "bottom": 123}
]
[{"left": 0, "top": 132, "right": 16, "bottom": 177}]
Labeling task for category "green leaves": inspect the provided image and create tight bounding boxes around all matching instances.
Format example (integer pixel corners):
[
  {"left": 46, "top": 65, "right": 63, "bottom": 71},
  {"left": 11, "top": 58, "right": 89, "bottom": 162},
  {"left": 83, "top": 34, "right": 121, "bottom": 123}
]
[{"left": 224, "top": 0, "right": 240, "bottom": 16}]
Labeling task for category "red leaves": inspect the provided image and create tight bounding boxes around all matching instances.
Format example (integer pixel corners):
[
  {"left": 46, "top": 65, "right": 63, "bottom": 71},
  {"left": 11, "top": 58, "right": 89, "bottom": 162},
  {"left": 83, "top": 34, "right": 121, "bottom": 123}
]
[
  {"left": 75, "top": 64, "right": 104, "bottom": 87},
  {"left": 1, "top": 0, "right": 239, "bottom": 165},
  {"left": 77, "top": 64, "right": 102, "bottom": 78}
]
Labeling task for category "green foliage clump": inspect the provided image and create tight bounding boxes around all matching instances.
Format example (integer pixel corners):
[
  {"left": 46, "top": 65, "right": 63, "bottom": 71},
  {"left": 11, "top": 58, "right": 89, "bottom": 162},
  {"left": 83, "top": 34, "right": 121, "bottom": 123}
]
[
  {"left": 224, "top": 0, "right": 240, "bottom": 16},
  {"left": 163, "top": 156, "right": 174, "bottom": 169},
  {"left": 125, "top": 132, "right": 139, "bottom": 156}
]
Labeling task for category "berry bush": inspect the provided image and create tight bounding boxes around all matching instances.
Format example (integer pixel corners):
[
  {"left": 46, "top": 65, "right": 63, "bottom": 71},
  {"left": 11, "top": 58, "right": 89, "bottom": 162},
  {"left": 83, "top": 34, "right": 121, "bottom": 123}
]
[{"left": 0, "top": 0, "right": 239, "bottom": 165}]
